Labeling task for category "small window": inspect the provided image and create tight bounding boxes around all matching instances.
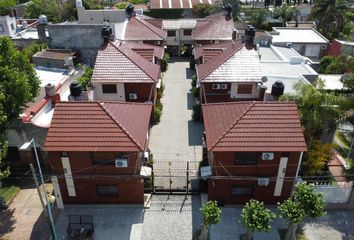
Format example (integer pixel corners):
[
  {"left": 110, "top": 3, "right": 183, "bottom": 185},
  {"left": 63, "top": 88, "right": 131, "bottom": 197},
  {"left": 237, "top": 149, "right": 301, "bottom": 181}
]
[
  {"left": 232, "top": 186, "right": 253, "bottom": 196},
  {"left": 167, "top": 31, "right": 176, "bottom": 37},
  {"left": 212, "top": 84, "right": 220, "bottom": 90},
  {"left": 102, "top": 84, "right": 117, "bottom": 94},
  {"left": 237, "top": 84, "right": 253, "bottom": 94},
  {"left": 183, "top": 29, "right": 192, "bottom": 36},
  {"left": 92, "top": 152, "right": 116, "bottom": 165},
  {"left": 220, "top": 84, "right": 228, "bottom": 90},
  {"left": 235, "top": 152, "right": 259, "bottom": 165},
  {"left": 281, "top": 152, "right": 290, "bottom": 158},
  {"left": 96, "top": 185, "right": 118, "bottom": 196}
]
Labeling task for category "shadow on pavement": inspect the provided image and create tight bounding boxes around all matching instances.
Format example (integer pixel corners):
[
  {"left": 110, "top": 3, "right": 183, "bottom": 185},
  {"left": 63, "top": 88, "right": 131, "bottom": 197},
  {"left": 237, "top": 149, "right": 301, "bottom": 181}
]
[
  {"left": 0, "top": 208, "right": 16, "bottom": 237},
  {"left": 187, "top": 92, "right": 195, "bottom": 110},
  {"left": 188, "top": 120, "right": 204, "bottom": 146},
  {"left": 186, "top": 68, "right": 194, "bottom": 79}
]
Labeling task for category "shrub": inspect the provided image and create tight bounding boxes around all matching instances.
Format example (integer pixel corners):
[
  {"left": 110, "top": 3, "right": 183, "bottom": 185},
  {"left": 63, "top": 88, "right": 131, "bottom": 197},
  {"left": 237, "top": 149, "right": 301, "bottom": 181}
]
[
  {"left": 23, "top": 41, "right": 48, "bottom": 62},
  {"left": 191, "top": 86, "right": 200, "bottom": 97},
  {"left": 77, "top": 65, "right": 93, "bottom": 90},
  {"left": 116, "top": 2, "right": 127, "bottom": 9},
  {"left": 161, "top": 53, "right": 170, "bottom": 72},
  {"left": 158, "top": 80, "right": 165, "bottom": 98},
  {"left": 153, "top": 99, "right": 163, "bottom": 124},
  {"left": 189, "top": 56, "right": 196, "bottom": 70},
  {"left": 191, "top": 74, "right": 197, "bottom": 88},
  {"left": 192, "top": 104, "right": 201, "bottom": 121}
]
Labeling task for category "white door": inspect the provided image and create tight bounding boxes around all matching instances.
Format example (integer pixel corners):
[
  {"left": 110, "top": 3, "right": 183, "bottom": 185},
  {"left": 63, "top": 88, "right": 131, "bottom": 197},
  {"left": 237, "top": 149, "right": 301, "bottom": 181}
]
[
  {"left": 51, "top": 176, "right": 64, "bottom": 209},
  {"left": 61, "top": 156, "right": 76, "bottom": 197},
  {"left": 274, "top": 157, "right": 288, "bottom": 196}
]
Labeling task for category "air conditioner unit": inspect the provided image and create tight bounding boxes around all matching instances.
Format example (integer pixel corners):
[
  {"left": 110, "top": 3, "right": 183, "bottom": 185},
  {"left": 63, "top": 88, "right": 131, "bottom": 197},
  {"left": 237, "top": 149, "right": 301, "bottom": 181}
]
[
  {"left": 220, "top": 84, "right": 228, "bottom": 89},
  {"left": 212, "top": 84, "right": 220, "bottom": 90},
  {"left": 129, "top": 93, "right": 138, "bottom": 100},
  {"left": 115, "top": 158, "right": 128, "bottom": 168},
  {"left": 154, "top": 41, "right": 161, "bottom": 45},
  {"left": 258, "top": 177, "right": 270, "bottom": 186},
  {"left": 262, "top": 152, "right": 274, "bottom": 160},
  {"left": 260, "top": 40, "right": 268, "bottom": 46}
]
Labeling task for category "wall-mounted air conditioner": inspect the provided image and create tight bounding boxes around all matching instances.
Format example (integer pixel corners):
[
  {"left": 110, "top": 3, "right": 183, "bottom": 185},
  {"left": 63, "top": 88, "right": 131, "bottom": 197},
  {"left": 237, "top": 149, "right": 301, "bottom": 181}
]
[
  {"left": 262, "top": 152, "right": 274, "bottom": 160},
  {"left": 258, "top": 177, "right": 270, "bottom": 186},
  {"left": 115, "top": 158, "right": 128, "bottom": 168},
  {"left": 129, "top": 93, "right": 138, "bottom": 100},
  {"left": 212, "top": 84, "right": 220, "bottom": 90}
]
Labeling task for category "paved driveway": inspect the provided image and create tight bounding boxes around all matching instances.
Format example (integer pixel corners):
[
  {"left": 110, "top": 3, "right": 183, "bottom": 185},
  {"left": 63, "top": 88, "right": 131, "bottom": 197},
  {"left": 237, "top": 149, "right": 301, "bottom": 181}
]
[{"left": 149, "top": 58, "right": 204, "bottom": 190}]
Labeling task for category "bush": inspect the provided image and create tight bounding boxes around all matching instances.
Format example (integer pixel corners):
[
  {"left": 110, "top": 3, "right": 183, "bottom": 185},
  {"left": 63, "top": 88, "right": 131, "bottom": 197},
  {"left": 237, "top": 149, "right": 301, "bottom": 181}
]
[
  {"left": 189, "top": 56, "right": 196, "bottom": 70},
  {"left": 116, "top": 2, "right": 127, "bottom": 9},
  {"left": 153, "top": 99, "right": 163, "bottom": 124},
  {"left": 192, "top": 104, "right": 202, "bottom": 121},
  {"left": 191, "top": 74, "right": 197, "bottom": 88},
  {"left": 23, "top": 41, "right": 48, "bottom": 62},
  {"left": 161, "top": 53, "right": 170, "bottom": 72},
  {"left": 158, "top": 80, "right": 165, "bottom": 98},
  {"left": 191, "top": 86, "right": 200, "bottom": 97},
  {"left": 77, "top": 65, "right": 93, "bottom": 90}
]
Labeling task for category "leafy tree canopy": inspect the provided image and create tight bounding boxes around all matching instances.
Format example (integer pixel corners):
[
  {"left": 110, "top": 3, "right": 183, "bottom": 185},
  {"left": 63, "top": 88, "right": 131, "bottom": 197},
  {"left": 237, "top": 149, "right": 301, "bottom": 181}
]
[
  {"left": 200, "top": 200, "right": 222, "bottom": 229},
  {"left": 0, "top": 0, "right": 16, "bottom": 16},
  {"left": 77, "top": 65, "right": 93, "bottom": 91},
  {"left": 192, "top": 3, "right": 218, "bottom": 18}
]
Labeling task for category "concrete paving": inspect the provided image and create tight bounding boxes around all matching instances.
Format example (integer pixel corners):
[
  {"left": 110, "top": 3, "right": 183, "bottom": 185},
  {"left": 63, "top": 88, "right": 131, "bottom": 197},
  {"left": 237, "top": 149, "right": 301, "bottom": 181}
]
[
  {"left": 149, "top": 58, "right": 204, "bottom": 190},
  {"left": 55, "top": 205, "right": 144, "bottom": 240},
  {"left": 141, "top": 195, "right": 202, "bottom": 240}
]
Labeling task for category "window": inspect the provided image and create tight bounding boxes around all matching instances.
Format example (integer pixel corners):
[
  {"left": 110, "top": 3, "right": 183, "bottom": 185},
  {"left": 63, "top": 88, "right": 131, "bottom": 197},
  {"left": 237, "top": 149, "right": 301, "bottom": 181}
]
[
  {"left": 212, "top": 84, "right": 220, "bottom": 90},
  {"left": 235, "top": 152, "right": 259, "bottom": 165},
  {"left": 102, "top": 84, "right": 117, "bottom": 94},
  {"left": 96, "top": 185, "right": 118, "bottom": 196},
  {"left": 92, "top": 152, "right": 116, "bottom": 165},
  {"left": 232, "top": 186, "right": 253, "bottom": 196},
  {"left": 167, "top": 31, "right": 176, "bottom": 37},
  {"left": 183, "top": 29, "right": 192, "bottom": 36},
  {"left": 237, "top": 84, "right": 253, "bottom": 94},
  {"left": 0, "top": 24, "right": 4, "bottom": 33}
]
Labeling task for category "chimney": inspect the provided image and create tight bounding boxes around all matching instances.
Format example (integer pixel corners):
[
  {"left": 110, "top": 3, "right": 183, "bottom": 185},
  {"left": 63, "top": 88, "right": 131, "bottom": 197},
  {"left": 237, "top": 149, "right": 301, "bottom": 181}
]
[
  {"left": 37, "top": 14, "right": 48, "bottom": 43},
  {"left": 45, "top": 83, "right": 60, "bottom": 106}
]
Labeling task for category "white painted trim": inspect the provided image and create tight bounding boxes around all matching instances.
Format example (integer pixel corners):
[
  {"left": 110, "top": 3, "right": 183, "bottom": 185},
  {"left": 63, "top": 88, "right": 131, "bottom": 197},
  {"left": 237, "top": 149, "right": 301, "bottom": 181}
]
[
  {"left": 188, "top": 0, "right": 192, "bottom": 8},
  {"left": 179, "top": 0, "right": 183, "bottom": 8},
  {"left": 159, "top": 0, "right": 163, "bottom": 9},
  {"left": 51, "top": 176, "right": 64, "bottom": 209},
  {"left": 168, "top": 0, "right": 172, "bottom": 8},
  {"left": 61, "top": 156, "right": 76, "bottom": 197},
  {"left": 274, "top": 157, "right": 288, "bottom": 196},
  {"left": 295, "top": 152, "right": 304, "bottom": 179}
]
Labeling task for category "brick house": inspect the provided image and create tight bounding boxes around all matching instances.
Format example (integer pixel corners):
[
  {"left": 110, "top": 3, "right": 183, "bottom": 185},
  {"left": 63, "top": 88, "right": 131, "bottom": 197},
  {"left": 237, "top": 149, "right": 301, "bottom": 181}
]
[
  {"left": 196, "top": 41, "right": 267, "bottom": 103},
  {"left": 192, "top": 12, "right": 236, "bottom": 45},
  {"left": 90, "top": 42, "right": 161, "bottom": 106},
  {"left": 44, "top": 101, "right": 152, "bottom": 206},
  {"left": 124, "top": 16, "right": 167, "bottom": 47},
  {"left": 202, "top": 101, "right": 307, "bottom": 204}
]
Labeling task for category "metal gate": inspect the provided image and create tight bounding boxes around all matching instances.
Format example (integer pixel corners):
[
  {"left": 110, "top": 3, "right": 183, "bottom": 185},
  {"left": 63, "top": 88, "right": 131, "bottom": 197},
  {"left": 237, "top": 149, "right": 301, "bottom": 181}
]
[{"left": 151, "top": 160, "right": 201, "bottom": 194}]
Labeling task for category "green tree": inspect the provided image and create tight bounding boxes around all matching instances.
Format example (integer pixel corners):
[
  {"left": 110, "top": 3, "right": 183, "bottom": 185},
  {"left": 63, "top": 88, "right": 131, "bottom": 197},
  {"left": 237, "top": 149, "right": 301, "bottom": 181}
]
[
  {"left": 25, "top": 0, "right": 63, "bottom": 23},
  {"left": 343, "top": 74, "right": 354, "bottom": 91},
  {"left": 310, "top": 0, "right": 349, "bottom": 39},
  {"left": 23, "top": 41, "right": 48, "bottom": 62},
  {"left": 240, "top": 199, "right": 276, "bottom": 240},
  {"left": 0, "top": 0, "right": 16, "bottom": 16},
  {"left": 77, "top": 65, "right": 93, "bottom": 90},
  {"left": 83, "top": 0, "right": 107, "bottom": 9},
  {"left": 0, "top": 37, "right": 40, "bottom": 180},
  {"left": 302, "top": 139, "right": 332, "bottom": 176},
  {"left": 278, "top": 199, "right": 305, "bottom": 240},
  {"left": 274, "top": 4, "right": 297, "bottom": 26},
  {"left": 216, "top": 0, "right": 240, "bottom": 20},
  {"left": 199, "top": 201, "right": 221, "bottom": 240},
  {"left": 251, "top": 9, "right": 269, "bottom": 29},
  {"left": 192, "top": 3, "right": 218, "bottom": 18},
  {"left": 318, "top": 55, "right": 335, "bottom": 74}
]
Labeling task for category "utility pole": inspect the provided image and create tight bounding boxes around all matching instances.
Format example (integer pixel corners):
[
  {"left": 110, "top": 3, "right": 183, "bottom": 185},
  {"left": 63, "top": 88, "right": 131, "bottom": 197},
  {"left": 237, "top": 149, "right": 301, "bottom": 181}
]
[{"left": 30, "top": 164, "right": 47, "bottom": 217}]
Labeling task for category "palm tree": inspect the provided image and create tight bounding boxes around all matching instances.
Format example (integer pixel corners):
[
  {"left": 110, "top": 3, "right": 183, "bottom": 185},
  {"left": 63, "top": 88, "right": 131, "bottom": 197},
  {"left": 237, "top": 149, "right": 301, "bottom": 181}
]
[{"left": 310, "top": 0, "right": 349, "bottom": 39}]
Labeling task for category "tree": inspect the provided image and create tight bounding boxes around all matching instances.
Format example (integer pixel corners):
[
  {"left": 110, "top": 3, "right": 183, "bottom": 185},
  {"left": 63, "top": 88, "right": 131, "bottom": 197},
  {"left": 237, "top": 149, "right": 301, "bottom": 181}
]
[
  {"left": 0, "top": 37, "right": 40, "bottom": 179},
  {"left": 343, "top": 74, "right": 354, "bottom": 91},
  {"left": 310, "top": 0, "right": 349, "bottom": 39},
  {"left": 240, "top": 199, "right": 276, "bottom": 240},
  {"left": 83, "top": 0, "right": 107, "bottom": 9},
  {"left": 215, "top": 0, "right": 240, "bottom": 20},
  {"left": 199, "top": 201, "right": 221, "bottom": 240},
  {"left": 0, "top": 0, "right": 16, "bottom": 16},
  {"left": 318, "top": 55, "right": 335, "bottom": 74},
  {"left": 23, "top": 41, "right": 48, "bottom": 62},
  {"left": 279, "top": 182, "right": 326, "bottom": 240},
  {"left": 301, "top": 139, "right": 332, "bottom": 176},
  {"left": 274, "top": 4, "right": 297, "bottom": 26},
  {"left": 250, "top": 9, "right": 269, "bottom": 30},
  {"left": 77, "top": 65, "right": 93, "bottom": 90},
  {"left": 192, "top": 3, "right": 218, "bottom": 18}
]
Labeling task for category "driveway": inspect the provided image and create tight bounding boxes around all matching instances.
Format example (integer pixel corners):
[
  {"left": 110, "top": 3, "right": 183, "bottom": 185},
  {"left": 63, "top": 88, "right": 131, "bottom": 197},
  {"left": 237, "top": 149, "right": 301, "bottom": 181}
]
[
  {"left": 141, "top": 195, "right": 202, "bottom": 240},
  {"left": 149, "top": 58, "right": 204, "bottom": 190}
]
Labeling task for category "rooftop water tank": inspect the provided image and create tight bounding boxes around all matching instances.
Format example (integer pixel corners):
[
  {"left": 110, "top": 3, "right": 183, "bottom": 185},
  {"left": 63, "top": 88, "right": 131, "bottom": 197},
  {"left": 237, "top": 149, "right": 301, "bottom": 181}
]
[
  {"left": 271, "top": 80, "right": 285, "bottom": 97},
  {"left": 69, "top": 81, "right": 82, "bottom": 97},
  {"left": 38, "top": 14, "right": 48, "bottom": 24},
  {"left": 126, "top": 3, "right": 134, "bottom": 16}
]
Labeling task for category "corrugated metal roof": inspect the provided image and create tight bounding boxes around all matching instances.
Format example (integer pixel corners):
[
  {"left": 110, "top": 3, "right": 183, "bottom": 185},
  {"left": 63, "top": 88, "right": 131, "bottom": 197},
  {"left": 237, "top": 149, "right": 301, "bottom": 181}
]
[
  {"left": 91, "top": 42, "right": 160, "bottom": 84},
  {"left": 192, "top": 13, "right": 234, "bottom": 41},
  {"left": 197, "top": 42, "right": 262, "bottom": 83},
  {"left": 44, "top": 101, "right": 152, "bottom": 152},
  {"left": 124, "top": 16, "right": 167, "bottom": 41},
  {"left": 202, "top": 101, "right": 307, "bottom": 152}
]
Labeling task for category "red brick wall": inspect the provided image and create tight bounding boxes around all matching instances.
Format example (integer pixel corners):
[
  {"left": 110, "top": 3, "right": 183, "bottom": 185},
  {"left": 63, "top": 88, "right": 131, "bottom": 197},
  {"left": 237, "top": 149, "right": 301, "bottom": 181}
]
[
  {"left": 142, "top": 40, "right": 164, "bottom": 47},
  {"left": 200, "top": 83, "right": 231, "bottom": 103},
  {"left": 208, "top": 151, "right": 301, "bottom": 204},
  {"left": 124, "top": 83, "right": 155, "bottom": 103},
  {"left": 327, "top": 39, "right": 342, "bottom": 57}
]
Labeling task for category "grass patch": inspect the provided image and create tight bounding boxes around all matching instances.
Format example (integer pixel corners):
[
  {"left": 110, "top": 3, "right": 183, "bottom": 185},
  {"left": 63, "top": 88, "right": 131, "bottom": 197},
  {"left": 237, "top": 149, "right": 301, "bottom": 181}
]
[{"left": 0, "top": 185, "right": 20, "bottom": 204}]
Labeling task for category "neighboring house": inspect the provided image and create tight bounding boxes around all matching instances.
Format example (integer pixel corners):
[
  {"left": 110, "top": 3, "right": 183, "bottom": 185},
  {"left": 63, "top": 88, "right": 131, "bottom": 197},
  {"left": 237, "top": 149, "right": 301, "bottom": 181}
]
[
  {"left": 267, "top": 27, "right": 329, "bottom": 60},
  {"left": 202, "top": 101, "right": 307, "bottom": 204},
  {"left": 6, "top": 67, "right": 78, "bottom": 167},
  {"left": 192, "top": 12, "right": 236, "bottom": 45},
  {"left": 124, "top": 16, "right": 167, "bottom": 46},
  {"left": 44, "top": 101, "right": 152, "bottom": 206},
  {"left": 10, "top": 1, "right": 32, "bottom": 18},
  {"left": 32, "top": 49, "right": 77, "bottom": 69},
  {"left": 295, "top": 4, "right": 312, "bottom": 22},
  {"left": 196, "top": 41, "right": 266, "bottom": 103},
  {"left": 90, "top": 42, "right": 161, "bottom": 105},
  {"left": 328, "top": 39, "right": 354, "bottom": 57},
  {"left": 0, "top": 15, "right": 17, "bottom": 37}
]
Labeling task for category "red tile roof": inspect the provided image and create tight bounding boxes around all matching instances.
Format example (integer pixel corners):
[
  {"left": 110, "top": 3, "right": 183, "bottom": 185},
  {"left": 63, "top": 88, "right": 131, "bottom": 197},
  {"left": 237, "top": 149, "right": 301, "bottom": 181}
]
[
  {"left": 192, "top": 12, "right": 235, "bottom": 41},
  {"left": 144, "top": 18, "right": 163, "bottom": 29},
  {"left": 44, "top": 101, "right": 152, "bottom": 152},
  {"left": 91, "top": 42, "right": 160, "bottom": 84},
  {"left": 118, "top": 41, "right": 164, "bottom": 62},
  {"left": 194, "top": 41, "right": 238, "bottom": 63},
  {"left": 196, "top": 41, "right": 262, "bottom": 83},
  {"left": 124, "top": 17, "right": 167, "bottom": 41},
  {"left": 202, "top": 101, "right": 307, "bottom": 152}
]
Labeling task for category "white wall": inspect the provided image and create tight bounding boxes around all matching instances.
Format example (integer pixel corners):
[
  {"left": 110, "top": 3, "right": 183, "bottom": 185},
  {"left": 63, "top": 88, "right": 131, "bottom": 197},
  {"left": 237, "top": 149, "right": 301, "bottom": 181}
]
[
  {"left": 165, "top": 29, "right": 193, "bottom": 46},
  {"left": 230, "top": 82, "right": 260, "bottom": 99},
  {"left": 0, "top": 15, "right": 16, "bottom": 37},
  {"left": 93, "top": 82, "right": 126, "bottom": 101},
  {"left": 77, "top": 7, "right": 126, "bottom": 24}
]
